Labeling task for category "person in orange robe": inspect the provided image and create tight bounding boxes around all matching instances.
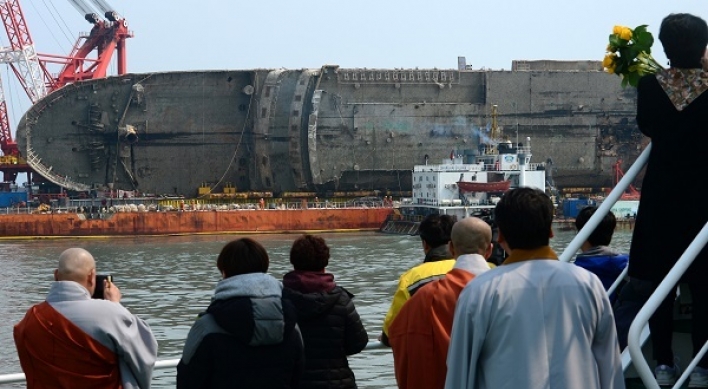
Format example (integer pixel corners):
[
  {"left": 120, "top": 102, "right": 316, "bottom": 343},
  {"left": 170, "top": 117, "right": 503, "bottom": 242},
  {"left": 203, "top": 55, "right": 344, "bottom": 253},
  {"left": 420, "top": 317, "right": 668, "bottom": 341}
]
[
  {"left": 14, "top": 248, "right": 158, "bottom": 389},
  {"left": 388, "top": 217, "right": 494, "bottom": 389}
]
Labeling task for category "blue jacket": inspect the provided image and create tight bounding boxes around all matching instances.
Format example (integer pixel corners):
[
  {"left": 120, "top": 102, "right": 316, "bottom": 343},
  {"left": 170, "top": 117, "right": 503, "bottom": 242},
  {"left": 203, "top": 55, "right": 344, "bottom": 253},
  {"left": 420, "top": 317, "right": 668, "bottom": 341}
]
[{"left": 575, "top": 246, "right": 629, "bottom": 299}]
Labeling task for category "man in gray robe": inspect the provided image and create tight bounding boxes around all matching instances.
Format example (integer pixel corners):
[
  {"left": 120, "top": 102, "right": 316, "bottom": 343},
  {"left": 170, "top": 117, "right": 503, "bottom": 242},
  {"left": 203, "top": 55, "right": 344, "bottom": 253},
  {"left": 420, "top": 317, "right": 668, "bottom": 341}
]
[
  {"left": 14, "top": 248, "right": 158, "bottom": 388},
  {"left": 445, "top": 188, "right": 624, "bottom": 389}
]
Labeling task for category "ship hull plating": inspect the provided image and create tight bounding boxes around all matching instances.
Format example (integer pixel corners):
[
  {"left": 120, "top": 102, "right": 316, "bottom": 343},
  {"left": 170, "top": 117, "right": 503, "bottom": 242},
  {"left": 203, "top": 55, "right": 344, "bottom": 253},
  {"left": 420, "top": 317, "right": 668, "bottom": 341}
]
[
  {"left": 0, "top": 208, "right": 392, "bottom": 237},
  {"left": 16, "top": 65, "right": 640, "bottom": 196}
]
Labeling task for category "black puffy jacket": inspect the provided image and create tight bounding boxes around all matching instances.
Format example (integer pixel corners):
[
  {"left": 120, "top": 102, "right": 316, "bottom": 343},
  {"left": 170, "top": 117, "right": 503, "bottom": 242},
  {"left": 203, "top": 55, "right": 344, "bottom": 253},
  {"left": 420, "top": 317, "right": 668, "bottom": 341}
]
[
  {"left": 177, "top": 273, "right": 304, "bottom": 389},
  {"left": 283, "top": 271, "right": 369, "bottom": 389}
]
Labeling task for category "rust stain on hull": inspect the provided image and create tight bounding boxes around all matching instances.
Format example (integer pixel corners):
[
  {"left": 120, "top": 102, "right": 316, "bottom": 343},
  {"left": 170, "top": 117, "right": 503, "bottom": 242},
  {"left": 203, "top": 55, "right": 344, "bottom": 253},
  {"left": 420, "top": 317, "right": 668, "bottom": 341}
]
[{"left": 0, "top": 209, "right": 393, "bottom": 238}]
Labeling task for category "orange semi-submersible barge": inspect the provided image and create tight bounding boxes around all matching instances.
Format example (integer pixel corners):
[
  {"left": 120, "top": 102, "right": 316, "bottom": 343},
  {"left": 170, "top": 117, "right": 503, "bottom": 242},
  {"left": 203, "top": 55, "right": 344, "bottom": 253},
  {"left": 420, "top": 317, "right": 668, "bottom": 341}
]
[
  {"left": 0, "top": 194, "right": 395, "bottom": 238},
  {"left": 0, "top": 207, "right": 392, "bottom": 238}
]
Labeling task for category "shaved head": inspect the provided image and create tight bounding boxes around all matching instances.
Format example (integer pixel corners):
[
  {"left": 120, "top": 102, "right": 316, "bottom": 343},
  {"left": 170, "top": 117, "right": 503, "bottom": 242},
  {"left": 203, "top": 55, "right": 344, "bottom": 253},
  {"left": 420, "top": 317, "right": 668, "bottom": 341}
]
[
  {"left": 450, "top": 217, "right": 492, "bottom": 257},
  {"left": 56, "top": 248, "right": 96, "bottom": 286}
]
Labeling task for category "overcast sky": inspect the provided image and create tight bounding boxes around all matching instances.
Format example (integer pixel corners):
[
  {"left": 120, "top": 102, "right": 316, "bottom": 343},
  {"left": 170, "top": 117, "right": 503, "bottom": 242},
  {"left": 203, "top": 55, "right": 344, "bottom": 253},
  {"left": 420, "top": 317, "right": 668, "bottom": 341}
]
[{"left": 2, "top": 0, "right": 707, "bottom": 128}]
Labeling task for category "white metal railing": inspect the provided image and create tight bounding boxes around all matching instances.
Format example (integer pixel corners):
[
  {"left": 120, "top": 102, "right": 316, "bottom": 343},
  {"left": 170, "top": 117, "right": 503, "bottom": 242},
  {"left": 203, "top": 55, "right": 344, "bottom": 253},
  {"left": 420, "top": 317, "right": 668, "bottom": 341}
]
[
  {"left": 559, "top": 145, "right": 654, "bottom": 374},
  {"left": 558, "top": 143, "right": 651, "bottom": 263},
  {"left": 608, "top": 266, "right": 628, "bottom": 298},
  {"left": 0, "top": 340, "right": 387, "bottom": 385},
  {"left": 559, "top": 142, "right": 708, "bottom": 389},
  {"left": 628, "top": 223, "right": 708, "bottom": 389}
]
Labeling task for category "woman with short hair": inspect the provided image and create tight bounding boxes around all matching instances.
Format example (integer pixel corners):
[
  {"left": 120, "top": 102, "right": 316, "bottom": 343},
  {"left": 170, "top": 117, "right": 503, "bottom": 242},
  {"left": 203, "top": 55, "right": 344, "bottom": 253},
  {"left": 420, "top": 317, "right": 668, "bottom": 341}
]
[
  {"left": 283, "top": 234, "right": 368, "bottom": 389},
  {"left": 177, "top": 238, "right": 304, "bottom": 389}
]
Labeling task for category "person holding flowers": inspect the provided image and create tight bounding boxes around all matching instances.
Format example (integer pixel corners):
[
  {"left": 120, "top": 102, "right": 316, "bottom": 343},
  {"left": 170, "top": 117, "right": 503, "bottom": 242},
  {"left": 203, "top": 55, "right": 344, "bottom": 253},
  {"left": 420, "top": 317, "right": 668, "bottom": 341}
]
[
  {"left": 612, "top": 13, "right": 708, "bottom": 388},
  {"left": 603, "top": 24, "right": 663, "bottom": 87}
]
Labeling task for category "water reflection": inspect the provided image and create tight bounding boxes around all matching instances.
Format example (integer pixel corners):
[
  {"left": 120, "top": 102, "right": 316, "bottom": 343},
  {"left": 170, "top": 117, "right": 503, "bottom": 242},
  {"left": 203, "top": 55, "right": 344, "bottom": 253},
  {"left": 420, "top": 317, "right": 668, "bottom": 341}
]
[{"left": 0, "top": 229, "right": 632, "bottom": 388}]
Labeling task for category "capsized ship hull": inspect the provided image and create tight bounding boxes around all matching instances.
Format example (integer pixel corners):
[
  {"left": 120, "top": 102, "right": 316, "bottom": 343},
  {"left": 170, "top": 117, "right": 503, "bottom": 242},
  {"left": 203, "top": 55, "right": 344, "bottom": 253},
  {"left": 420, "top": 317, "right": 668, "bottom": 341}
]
[
  {"left": 17, "top": 62, "right": 641, "bottom": 197},
  {"left": 0, "top": 208, "right": 391, "bottom": 237}
]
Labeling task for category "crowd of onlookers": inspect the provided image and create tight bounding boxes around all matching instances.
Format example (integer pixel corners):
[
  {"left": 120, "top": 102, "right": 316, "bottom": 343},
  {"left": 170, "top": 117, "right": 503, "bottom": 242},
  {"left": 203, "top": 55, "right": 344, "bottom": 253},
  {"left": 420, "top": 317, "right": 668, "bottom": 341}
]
[
  {"left": 11, "top": 12, "right": 708, "bottom": 389},
  {"left": 12, "top": 187, "right": 706, "bottom": 389}
]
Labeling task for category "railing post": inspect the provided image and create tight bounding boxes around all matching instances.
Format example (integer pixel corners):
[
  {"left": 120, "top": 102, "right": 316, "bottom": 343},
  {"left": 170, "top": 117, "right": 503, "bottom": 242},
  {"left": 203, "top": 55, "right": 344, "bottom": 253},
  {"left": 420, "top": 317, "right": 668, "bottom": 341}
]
[
  {"left": 628, "top": 220, "right": 708, "bottom": 389},
  {"left": 558, "top": 144, "right": 652, "bottom": 263},
  {"left": 0, "top": 340, "right": 388, "bottom": 385}
]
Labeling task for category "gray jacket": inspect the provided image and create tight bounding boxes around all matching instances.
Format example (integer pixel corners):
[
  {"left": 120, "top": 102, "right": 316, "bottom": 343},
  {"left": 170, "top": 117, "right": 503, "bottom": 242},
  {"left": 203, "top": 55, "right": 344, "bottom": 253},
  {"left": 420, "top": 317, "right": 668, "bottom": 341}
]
[{"left": 47, "top": 281, "right": 158, "bottom": 389}]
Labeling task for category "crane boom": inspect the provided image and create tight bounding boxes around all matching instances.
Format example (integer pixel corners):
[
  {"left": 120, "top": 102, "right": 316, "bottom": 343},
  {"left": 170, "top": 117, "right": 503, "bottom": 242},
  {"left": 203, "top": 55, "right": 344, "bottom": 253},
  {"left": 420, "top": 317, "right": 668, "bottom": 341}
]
[
  {"left": 0, "top": 0, "right": 132, "bottom": 187},
  {"left": 0, "top": 0, "right": 52, "bottom": 167},
  {"left": 66, "top": 0, "right": 94, "bottom": 18},
  {"left": 88, "top": 0, "right": 114, "bottom": 14},
  {"left": 0, "top": 76, "right": 14, "bottom": 153},
  {"left": 0, "top": 0, "right": 50, "bottom": 102}
]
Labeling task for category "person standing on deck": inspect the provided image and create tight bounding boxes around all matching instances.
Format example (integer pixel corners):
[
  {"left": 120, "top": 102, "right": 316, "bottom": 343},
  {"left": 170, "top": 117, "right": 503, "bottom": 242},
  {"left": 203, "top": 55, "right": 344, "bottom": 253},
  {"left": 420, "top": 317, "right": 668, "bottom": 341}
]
[
  {"left": 14, "top": 248, "right": 158, "bottom": 389},
  {"left": 615, "top": 13, "right": 708, "bottom": 387},
  {"left": 445, "top": 188, "right": 624, "bottom": 389},
  {"left": 282, "top": 234, "right": 369, "bottom": 389},
  {"left": 177, "top": 238, "right": 304, "bottom": 389},
  {"left": 388, "top": 217, "right": 494, "bottom": 389},
  {"left": 379, "top": 213, "right": 456, "bottom": 346},
  {"left": 573, "top": 206, "right": 629, "bottom": 301}
]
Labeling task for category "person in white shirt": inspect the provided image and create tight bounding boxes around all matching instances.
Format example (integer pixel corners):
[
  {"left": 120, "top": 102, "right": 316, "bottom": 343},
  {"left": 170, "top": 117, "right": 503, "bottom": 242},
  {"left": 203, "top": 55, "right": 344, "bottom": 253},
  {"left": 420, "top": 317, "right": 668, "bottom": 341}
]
[{"left": 445, "top": 188, "right": 624, "bottom": 389}]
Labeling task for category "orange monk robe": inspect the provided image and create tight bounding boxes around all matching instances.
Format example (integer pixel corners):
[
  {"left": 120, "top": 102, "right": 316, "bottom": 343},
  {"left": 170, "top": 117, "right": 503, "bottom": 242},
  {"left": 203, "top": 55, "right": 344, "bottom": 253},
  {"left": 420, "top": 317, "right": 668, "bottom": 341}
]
[
  {"left": 388, "top": 268, "right": 476, "bottom": 389},
  {"left": 14, "top": 301, "right": 122, "bottom": 389}
]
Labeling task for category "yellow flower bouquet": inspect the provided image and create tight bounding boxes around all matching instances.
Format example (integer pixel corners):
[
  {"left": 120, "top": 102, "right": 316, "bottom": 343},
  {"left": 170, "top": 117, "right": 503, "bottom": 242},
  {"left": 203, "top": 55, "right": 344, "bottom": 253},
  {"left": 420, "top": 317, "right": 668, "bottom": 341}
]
[{"left": 603, "top": 25, "right": 663, "bottom": 87}]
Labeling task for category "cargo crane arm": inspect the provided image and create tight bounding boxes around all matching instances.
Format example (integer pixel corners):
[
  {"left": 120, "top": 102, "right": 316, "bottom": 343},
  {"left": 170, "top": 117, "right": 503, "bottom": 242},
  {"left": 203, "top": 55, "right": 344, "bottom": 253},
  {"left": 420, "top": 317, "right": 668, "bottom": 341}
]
[
  {"left": 86, "top": 0, "right": 114, "bottom": 15},
  {"left": 45, "top": 0, "right": 132, "bottom": 87},
  {"left": 0, "top": 0, "right": 53, "bottom": 181},
  {"left": 66, "top": 0, "right": 95, "bottom": 20},
  {"left": 0, "top": 0, "right": 51, "bottom": 101},
  {"left": 0, "top": 0, "right": 131, "bottom": 187}
]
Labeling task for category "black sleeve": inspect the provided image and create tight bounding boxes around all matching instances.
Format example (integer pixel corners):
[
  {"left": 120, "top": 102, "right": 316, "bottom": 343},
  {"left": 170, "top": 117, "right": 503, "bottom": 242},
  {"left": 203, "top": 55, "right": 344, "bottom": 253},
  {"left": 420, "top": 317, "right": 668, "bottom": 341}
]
[
  {"left": 176, "top": 345, "right": 211, "bottom": 389},
  {"left": 380, "top": 331, "right": 391, "bottom": 347},
  {"left": 636, "top": 75, "right": 658, "bottom": 138},
  {"left": 341, "top": 290, "right": 369, "bottom": 355}
]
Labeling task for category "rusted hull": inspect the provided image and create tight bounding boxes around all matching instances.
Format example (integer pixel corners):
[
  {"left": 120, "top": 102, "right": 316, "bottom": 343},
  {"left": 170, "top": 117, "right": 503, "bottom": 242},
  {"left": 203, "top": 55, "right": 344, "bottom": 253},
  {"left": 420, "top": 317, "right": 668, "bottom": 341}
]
[{"left": 0, "top": 208, "right": 393, "bottom": 238}]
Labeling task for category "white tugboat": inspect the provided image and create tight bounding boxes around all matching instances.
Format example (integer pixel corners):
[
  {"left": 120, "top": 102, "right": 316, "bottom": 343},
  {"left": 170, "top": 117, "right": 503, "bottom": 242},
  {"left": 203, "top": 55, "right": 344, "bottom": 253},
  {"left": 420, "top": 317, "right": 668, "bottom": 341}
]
[{"left": 381, "top": 105, "right": 547, "bottom": 234}]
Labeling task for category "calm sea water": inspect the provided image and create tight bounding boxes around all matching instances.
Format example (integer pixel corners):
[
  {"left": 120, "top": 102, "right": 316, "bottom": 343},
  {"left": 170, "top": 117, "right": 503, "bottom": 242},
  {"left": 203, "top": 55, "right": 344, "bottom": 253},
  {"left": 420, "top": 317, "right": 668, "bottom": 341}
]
[{"left": 0, "top": 228, "right": 633, "bottom": 388}]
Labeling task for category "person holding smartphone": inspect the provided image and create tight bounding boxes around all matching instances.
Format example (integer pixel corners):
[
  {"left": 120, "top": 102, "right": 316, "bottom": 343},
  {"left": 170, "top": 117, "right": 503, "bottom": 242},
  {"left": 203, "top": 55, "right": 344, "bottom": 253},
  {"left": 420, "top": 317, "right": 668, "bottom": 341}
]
[{"left": 14, "top": 248, "right": 158, "bottom": 389}]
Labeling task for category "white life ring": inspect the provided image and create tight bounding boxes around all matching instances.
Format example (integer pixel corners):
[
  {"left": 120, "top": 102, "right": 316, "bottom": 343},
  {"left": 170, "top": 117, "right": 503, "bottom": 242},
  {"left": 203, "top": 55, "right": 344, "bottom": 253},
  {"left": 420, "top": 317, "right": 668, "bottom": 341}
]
[{"left": 510, "top": 164, "right": 518, "bottom": 170}]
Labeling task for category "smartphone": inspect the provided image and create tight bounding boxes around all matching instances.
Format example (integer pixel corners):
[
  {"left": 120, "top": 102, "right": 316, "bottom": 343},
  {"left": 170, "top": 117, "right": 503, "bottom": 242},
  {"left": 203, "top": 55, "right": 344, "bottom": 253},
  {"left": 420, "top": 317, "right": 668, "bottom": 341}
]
[{"left": 92, "top": 274, "right": 113, "bottom": 299}]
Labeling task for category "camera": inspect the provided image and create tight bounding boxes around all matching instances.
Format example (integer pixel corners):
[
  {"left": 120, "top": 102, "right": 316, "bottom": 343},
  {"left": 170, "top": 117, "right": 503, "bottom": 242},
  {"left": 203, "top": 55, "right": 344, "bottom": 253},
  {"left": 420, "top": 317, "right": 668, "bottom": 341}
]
[{"left": 92, "top": 274, "right": 113, "bottom": 299}]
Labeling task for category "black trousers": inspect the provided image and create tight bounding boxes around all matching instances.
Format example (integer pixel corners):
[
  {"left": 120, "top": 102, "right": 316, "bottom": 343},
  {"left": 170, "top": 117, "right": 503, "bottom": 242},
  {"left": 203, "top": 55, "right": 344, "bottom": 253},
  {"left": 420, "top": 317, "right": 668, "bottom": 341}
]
[{"left": 613, "top": 277, "right": 708, "bottom": 368}]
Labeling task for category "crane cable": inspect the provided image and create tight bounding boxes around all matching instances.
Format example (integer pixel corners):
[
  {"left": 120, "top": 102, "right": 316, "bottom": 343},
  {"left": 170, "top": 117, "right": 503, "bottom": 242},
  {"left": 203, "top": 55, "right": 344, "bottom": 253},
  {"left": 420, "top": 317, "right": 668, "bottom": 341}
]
[{"left": 33, "top": 0, "right": 75, "bottom": 48}]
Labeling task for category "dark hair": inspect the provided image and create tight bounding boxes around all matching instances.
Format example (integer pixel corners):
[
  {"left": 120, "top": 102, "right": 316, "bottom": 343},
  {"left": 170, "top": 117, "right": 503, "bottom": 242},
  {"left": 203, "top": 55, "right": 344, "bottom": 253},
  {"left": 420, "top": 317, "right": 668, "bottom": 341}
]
[
  {"left": 659, "top": 13, "right": 708, "bottom": 68},
  {"left": 575, "top": 206, "right": 616, "bottom": 247},
  {"left": 495, "top": 188, "right": 553, "bottom": 250},
  {"left": 290, "top": 234, "right": 330, "bottom": 271},
  {"left": 217, "top": 238, "right": 269, "bottom": 278},
  {"left": 418, "top": 214, "right": 455, "bottom": 247}
]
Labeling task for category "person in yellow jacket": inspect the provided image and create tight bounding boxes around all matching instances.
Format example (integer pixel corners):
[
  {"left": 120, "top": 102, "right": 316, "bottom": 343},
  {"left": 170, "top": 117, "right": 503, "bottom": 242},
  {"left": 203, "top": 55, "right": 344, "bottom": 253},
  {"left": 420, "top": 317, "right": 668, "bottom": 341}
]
[{"left": 379, "top": 213, "right": 456, "bottom": 346}]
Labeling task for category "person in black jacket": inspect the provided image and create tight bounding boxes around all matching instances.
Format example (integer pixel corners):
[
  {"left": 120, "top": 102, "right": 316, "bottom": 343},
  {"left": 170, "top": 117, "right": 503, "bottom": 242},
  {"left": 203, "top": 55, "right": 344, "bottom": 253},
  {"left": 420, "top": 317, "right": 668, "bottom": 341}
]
[
  {"left": 622, "top": 13, "right": 708, "bottom": 387},
  {"left": 283, "top": 234, "right": 369, "bottom": 389},
  {"left": 177, "top": 238, "right": 304, "bottom": 389}
]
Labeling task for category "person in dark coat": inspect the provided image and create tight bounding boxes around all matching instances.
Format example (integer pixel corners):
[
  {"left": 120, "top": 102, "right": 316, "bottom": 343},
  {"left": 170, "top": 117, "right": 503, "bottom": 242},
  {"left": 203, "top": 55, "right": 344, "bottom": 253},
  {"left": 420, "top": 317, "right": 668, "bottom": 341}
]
[
  {"left": 282, "top": 234, "right": 369, "bottom": 389},
  {"left": 573, "top": 206, "right": 629, "bottom": 300},
  {"left": 177, "top": 238, "right": 304, "bottom": 389},
  {"left": 618, "top": 13, "right": 708, "bottom": 387}
]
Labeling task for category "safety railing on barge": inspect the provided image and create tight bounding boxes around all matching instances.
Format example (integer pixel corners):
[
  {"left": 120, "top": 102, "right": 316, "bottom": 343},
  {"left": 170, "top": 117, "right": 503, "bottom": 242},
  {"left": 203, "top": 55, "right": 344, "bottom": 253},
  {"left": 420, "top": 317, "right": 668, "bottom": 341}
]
[{"left": 0, "top": 199, "right": 394, "bottom": 215}]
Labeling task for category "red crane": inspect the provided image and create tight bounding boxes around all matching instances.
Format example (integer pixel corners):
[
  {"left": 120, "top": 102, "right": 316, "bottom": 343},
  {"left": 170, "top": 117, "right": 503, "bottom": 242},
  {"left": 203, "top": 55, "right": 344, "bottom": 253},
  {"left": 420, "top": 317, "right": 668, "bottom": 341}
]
[
  {"left": 0, "top": 0, "right": 132, "bottom": 184},
  {"left": 612, "top": 159, "right": 641, "bottom": 200}
]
